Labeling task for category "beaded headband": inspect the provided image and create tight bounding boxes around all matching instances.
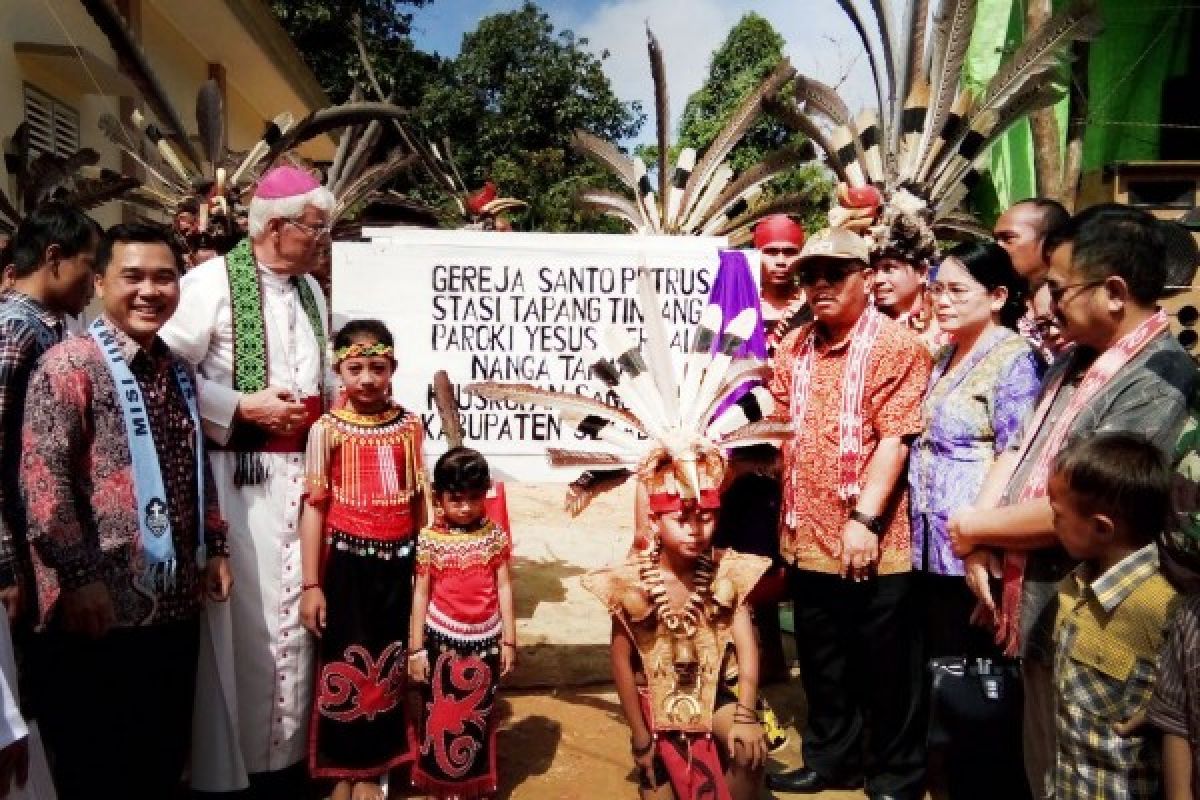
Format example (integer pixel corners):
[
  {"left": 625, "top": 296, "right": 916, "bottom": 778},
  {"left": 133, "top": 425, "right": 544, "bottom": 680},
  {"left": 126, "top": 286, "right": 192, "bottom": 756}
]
[{"left": 334, "top": 342, "right": 394, "bottom": 362}]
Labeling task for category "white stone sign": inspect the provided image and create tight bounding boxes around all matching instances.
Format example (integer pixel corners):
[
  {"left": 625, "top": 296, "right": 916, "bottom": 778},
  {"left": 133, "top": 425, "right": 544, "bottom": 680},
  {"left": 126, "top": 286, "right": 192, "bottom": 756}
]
[{"left": 333, "top": 229, "right": 726, "bottom": 480}]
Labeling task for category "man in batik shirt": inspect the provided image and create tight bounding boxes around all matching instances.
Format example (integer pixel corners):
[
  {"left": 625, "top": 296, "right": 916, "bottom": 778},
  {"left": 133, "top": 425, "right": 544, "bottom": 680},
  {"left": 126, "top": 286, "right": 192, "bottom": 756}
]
[
  {"left": 21, "top": 223, "right": 230, "bottom": 799},
  {"left": 766, "top": 228, "right": 931, "bottom": 799},
  {"left": 0, "top": 203, "right": 98, "bottom": 623}
]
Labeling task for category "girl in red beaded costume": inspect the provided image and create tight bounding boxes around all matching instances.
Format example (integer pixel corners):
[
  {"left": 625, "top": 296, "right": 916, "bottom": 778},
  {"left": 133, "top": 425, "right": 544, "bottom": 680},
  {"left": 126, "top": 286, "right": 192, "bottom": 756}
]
[
  {"left": 299, "top": 319, "right": 427, "bottom": 800},
  {"left": 408, "top": 447, "right": 515, "bottom": 799}
]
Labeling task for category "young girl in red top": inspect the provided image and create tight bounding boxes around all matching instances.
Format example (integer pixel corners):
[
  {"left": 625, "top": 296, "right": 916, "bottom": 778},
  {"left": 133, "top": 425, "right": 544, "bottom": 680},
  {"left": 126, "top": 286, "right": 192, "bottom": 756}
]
[
  {"left": 299, "top": 319, "right": 427, "bottom": 800},
  {"left": 408, "top": 446, "right": 515, "bottom": 798}
]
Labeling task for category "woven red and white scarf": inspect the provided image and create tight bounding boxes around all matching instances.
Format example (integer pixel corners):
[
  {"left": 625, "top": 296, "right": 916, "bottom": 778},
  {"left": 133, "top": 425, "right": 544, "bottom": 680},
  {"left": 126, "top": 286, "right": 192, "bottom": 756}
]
[
  {"left": 996, "top": 310, "right": 1168, "bottom": 654},
  {"left": 786, "top": 306, "right": 884, "bottom": 517}
]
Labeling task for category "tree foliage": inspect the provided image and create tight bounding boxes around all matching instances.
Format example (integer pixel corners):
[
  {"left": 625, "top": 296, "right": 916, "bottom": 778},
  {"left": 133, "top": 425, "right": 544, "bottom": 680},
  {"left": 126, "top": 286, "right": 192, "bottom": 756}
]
[
  {"left": 269, "top": 0, "right": 437, "bottom": 105},
  {"left": 414, "top": 3, "right": 643, "bottom": 231},
  {"left": 677, "top": 13, "right": 833, "bottom": 232},
  {"left": 273, "top": 1, "right": 643, "bottom": 232}
]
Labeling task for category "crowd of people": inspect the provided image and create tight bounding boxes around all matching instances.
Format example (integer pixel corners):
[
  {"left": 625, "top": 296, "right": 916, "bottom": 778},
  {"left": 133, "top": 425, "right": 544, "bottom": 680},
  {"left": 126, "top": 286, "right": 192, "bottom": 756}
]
[
  {"left": 0, "top": 168, "right": 519, "bottom": 800},
  {"left": 735, "top": 200, "right": 1199, "bottom": 800},
  {"left": 0, "top": 160, "right": 1197, "bottom": 800}
]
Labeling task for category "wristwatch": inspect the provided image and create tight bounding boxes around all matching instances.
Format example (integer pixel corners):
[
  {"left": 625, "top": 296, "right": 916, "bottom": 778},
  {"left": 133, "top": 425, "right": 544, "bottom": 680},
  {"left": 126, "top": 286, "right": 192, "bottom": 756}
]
[{"left": 849, "top": 509, "right": 885, "bottom": 535}]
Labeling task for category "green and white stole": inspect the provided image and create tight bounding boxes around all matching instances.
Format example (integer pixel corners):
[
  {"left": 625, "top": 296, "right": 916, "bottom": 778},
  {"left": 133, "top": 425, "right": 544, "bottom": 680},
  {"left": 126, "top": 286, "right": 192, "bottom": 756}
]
[{"left": 224, "top": 238, "right": 326, "bottom": 484}]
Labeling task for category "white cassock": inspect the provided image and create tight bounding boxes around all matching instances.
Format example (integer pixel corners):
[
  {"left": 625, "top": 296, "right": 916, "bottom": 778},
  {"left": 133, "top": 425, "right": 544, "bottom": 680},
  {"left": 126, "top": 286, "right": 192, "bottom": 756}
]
[
  {"left": 0, "top": 613, "right": 27, "bottom": 752},
  {"left": 161, "top": 253, "right": 327, "bottom": 792}
]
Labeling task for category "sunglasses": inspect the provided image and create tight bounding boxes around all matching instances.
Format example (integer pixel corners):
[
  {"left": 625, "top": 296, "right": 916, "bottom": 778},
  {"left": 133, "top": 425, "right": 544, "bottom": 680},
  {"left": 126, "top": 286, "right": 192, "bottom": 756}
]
[
  {"left": 761, "top": 246, "right": 800, "bottom": 258},
  {"left": 1032, "top": 315, "right": 1062, "bottom": 335},
  {"left": 798, "top": 261, "right": 862, "bottom": 287}
]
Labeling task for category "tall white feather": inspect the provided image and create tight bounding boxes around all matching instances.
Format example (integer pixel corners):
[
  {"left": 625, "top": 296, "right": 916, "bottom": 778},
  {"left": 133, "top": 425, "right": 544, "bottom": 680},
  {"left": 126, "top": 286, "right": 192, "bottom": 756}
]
[
  {"left": 681, "top": 163, "right": 733, "bottom": 232},
  {"left": 706, "top": 386, "right": 776, "bottom": 439},
  {"left": 695, "top": 359, "right": 772, "bottom": 424},
  {"left": 602, "top": 325, "right": 670, "bottom": 439},
  {"left": 557, "top": 408, "right": 645, "bottom": 452},
  {"left": 666, "top": 148, "right": 695, "bottom": 231},
  {"left": 678, "top": 304, "right": 723, "bottom": 425},
  {"left": 636, "top": 266, "right": 680, "bottom": 425},
  {"left": 684, "top": 307, "right": 758, "bottom": 428}
]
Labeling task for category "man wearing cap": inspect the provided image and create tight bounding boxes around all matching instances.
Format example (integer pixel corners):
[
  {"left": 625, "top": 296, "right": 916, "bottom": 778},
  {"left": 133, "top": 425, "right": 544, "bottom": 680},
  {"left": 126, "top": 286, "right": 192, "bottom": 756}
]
[
  {"left": 753, "top": 214, "right": 811, "bottom": 357},
  {"left": 161, "top": 166, "right": 333, "bottom": 798},
  {"left": 767, "top": 228, "right": 931, "bottom": 799}
]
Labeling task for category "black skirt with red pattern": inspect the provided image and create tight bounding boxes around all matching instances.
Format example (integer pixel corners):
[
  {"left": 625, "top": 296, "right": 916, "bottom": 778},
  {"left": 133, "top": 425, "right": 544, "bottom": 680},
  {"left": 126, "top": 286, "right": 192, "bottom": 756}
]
[
  {"left": 411, "top": 612, "right": 502, "bottom": 799},
  {"left": 308, "top": 530, "right": 415, "bottom": 780}
]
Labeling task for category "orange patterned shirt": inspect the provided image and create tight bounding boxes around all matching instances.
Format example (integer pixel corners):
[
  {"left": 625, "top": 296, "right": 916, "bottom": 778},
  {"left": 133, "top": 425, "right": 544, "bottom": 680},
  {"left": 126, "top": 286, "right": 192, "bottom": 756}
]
[{"left": 769, "top": 316, "right": 932, "bottom": 575}]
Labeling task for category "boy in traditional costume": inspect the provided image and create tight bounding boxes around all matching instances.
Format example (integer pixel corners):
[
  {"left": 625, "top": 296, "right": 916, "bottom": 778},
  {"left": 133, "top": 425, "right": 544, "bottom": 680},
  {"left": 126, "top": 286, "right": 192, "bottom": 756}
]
[
  {"left": 588, "top": 450, "right": 771, "bottom": 800},
  {"left": 467, "top": 268, "right": 789, "bottom": 800},
  {"left": 298, "top": 319, "right": 426, "bottom": 800}
]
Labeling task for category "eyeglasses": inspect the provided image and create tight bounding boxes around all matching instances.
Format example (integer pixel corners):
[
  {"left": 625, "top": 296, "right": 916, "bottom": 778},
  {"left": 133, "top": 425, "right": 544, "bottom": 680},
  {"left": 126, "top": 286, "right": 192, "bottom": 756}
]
[
  {"left": 927, "top": 282, "right": 980, "bottom": 303},
  {"left": 798, "top": 262, "right": 862, "bottom": 287},
  {"left": 1032, "top": 315, "right": 1062, "bottom": 336},
  {"left": 761, "top": 246, "right": 800, "bottom": 258},
  {"left": 1047, "top": 279, "right": 1105, "bottom": 306},
  {"left": 286, "top": 218, "right": 333, "bottom": 239}
]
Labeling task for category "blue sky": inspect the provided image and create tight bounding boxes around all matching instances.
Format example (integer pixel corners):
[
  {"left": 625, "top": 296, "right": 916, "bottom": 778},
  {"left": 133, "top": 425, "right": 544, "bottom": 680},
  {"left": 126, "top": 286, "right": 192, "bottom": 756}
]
[{"left": 407, "top": 0, "right": 874, "bottom": 145}]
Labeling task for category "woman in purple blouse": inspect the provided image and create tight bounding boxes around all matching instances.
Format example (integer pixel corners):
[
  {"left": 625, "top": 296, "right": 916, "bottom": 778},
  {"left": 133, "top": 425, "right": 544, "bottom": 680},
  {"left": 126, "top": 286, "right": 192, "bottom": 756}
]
[{"left": 908, "top": 241, "right": 1042, "bottom": 659}]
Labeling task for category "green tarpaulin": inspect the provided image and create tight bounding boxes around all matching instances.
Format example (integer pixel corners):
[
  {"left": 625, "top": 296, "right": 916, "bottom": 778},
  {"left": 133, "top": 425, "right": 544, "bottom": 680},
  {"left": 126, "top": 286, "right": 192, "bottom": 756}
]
[{"left": 964, "top": 0, "right": 1194, "bottom": 220}]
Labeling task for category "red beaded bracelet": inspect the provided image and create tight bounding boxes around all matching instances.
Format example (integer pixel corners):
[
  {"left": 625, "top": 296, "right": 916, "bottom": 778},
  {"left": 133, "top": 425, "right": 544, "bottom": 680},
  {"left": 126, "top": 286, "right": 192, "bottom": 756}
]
[{"left": 301, "top": 583, "right": 320, "bottom": 591}]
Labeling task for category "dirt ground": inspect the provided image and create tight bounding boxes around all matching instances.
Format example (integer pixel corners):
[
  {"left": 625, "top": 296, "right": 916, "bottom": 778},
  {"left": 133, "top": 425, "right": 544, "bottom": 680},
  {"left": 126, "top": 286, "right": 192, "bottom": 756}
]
[
  {"left": 391, "top": 481, "right": 872, "bottom": 799},
  {"left": 486, "top": 683, "right": 870, "bottom": 800}
]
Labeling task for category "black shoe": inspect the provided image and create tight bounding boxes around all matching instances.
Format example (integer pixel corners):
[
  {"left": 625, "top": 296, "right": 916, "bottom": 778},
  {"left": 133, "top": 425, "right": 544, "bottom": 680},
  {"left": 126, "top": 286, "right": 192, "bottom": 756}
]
[{"left": 766, "top": 767, "right": 861, "bottom": 793}]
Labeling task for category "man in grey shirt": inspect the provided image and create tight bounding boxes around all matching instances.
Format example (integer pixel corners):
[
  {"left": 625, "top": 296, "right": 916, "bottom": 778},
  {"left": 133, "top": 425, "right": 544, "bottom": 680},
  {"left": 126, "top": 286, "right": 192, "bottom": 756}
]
[{"left": 948, "top": 204, "right": 1197, "bottom": 799}]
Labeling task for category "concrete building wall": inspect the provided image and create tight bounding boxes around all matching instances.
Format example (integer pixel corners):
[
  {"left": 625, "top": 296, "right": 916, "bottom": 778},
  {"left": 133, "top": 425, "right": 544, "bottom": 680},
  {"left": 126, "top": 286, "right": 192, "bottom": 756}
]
[{"left": 0, "top": 0, "right": 330, "bottom": 228}]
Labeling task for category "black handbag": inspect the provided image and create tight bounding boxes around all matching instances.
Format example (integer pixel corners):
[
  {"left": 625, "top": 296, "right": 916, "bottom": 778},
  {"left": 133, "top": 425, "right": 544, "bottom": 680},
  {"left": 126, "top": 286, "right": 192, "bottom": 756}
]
[
  {"left": 928, "top": 656, "right": 1023, "bottom": 748},
  {"left": 927, "top": 657, "right": 1031, "bottom": 800}
]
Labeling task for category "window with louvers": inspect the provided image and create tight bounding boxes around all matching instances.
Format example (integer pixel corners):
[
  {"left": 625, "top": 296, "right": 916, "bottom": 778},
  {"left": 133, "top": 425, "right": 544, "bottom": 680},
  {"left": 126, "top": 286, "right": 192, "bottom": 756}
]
[{"left": 23, "top": 85, "right": 80, "bottom": 159}]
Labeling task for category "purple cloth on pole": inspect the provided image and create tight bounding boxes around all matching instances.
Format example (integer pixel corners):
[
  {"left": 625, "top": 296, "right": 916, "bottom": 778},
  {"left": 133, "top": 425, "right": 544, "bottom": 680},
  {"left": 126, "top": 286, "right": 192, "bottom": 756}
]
[{"left": 706, "top": 250, "right": 767, "bottom": 422}]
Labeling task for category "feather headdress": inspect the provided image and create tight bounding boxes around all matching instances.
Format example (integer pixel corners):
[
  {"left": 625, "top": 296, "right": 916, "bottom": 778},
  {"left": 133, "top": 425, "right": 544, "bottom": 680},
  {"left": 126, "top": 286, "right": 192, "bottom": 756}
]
[
  {"left": 570, "top": 26, "right": 818, "bottom": 245},
  {"left": 769, "top": 0, "right": 1101, "bottom": 249},
  {"left": 77, "top": 0, "right": 432, "bottom": 251},
  {"left": 466, "top": 268, "right": 792, "bottom": 515},
  {"left": 345, "top": 24, "right": 525, "bottom": 230},
  {"left": 402, "top": 137, "right": 527, "bottom": 228},
  {"left": 0, "top": 123, "right": 143, "bottom": 235}
]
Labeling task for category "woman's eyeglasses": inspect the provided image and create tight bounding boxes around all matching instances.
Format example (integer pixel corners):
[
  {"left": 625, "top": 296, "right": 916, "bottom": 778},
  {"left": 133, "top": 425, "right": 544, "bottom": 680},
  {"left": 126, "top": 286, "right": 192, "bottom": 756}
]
[
  {"left": 927, "top": 282, "right": 980, "bottom": 303},
  {"left": 1032, "top": 315, "right": 1062, "bottom": 336}
]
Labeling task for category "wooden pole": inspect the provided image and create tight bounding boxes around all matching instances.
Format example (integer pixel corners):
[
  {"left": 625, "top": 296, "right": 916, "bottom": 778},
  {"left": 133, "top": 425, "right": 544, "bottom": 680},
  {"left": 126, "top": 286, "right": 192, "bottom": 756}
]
[
  {"left": 432, "top": 370, "right": 465, "bottom": 449},
  {"left": 1026, "top": 0, "right": 1063, "bottom": 201}
]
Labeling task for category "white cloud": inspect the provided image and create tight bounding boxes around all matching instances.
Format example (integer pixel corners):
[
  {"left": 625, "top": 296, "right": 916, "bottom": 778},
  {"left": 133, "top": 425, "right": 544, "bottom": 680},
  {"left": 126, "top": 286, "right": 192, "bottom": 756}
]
[
  {"left": 565, "top": 0, "right": 879, "bottom": 146},
  {"left": 570, "top": 0, "right": 740, "bottom": 141}
]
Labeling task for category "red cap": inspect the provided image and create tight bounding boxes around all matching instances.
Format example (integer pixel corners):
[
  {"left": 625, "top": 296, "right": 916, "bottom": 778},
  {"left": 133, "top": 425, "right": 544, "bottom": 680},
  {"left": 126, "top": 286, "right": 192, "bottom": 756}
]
[{"left": 753, "top": 214, "right": 805, "bottom": 249}]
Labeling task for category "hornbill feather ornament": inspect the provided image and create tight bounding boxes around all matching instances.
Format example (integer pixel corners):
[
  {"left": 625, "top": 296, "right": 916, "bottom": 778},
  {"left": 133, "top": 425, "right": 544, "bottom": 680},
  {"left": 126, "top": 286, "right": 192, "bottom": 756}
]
[
  {"left": 467, "top": 269, "right": 791, "bottom": 516},
  {"left": 769, "top": 0, "right": 1100, "bottom": 250},
  {"left": 570, "top": 26, "right": 818, "bottom": 244}
]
